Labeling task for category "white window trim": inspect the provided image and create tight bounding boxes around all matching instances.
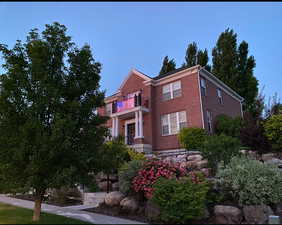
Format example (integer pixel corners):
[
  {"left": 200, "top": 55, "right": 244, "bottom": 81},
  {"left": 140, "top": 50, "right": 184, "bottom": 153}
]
[
  {"left": 162, "top": 111, "right": 186, "bottom": 136},
  {"left": 162, "top": 80, "right": 182, "bottom": 101}
]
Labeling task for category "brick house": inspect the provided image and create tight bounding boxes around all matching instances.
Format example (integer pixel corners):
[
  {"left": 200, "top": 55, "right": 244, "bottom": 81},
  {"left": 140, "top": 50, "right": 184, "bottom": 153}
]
[{"left": 98, "top": 65, "right": 244, "bottom": 155}]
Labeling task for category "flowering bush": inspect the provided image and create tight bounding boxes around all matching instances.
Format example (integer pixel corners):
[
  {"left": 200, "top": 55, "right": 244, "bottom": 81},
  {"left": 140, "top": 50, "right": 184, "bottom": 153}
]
[{"left": 132, "top": 159, "right": 186, "bottom": 199}]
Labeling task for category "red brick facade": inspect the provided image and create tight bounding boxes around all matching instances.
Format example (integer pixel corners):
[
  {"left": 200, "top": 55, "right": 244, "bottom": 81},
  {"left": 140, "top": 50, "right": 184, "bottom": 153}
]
[{"left": 98, "top": 66, "right": 243, "bottom": 154}]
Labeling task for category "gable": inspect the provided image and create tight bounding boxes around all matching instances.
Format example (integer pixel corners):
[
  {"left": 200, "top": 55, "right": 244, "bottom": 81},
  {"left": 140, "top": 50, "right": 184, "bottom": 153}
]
[{"left": 118, "top": 69, "right": 151, "bottom": 95}]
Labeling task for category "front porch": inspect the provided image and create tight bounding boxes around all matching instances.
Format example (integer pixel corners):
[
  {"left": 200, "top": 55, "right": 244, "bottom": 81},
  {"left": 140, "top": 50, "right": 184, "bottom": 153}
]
[{"left": 110, "top": 106, "right": 152, "bottom": 154}]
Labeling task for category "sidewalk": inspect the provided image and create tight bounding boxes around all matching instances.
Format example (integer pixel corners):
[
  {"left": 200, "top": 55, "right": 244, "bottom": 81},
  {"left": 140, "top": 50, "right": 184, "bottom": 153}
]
[{"left": 0, "top": 194, "right": 146, "bottom": 224}]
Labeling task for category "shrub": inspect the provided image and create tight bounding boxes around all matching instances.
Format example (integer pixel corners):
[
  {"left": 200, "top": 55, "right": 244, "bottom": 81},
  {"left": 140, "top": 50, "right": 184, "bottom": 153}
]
[
  {"left": 118, "top": 160, "right": 144, "bottom": 195},
  {"left": 50, "top": 186, "right": 82, "bottom": 205},
  {"left": 152, "top": 174, "right": 210, "bottom": 223},
  {"left": 127, "top": 148, "right": 146, "bottom": 161},
  {"left": 240, "top": 111, "right": 271, "bottom": 154},
  {"left": 216, "top": 156, "right": 282, "bottom": 205},
  {"left": 264, "top": 114, "right": 282, "bottom": 151},
  {"left": 200, "top": 134, "right": 241, "bottom": 172},
  {"left": 132, "top": 159, "right": 186, "bottom": 199},
  {"left": 178, "top": 127, "right": 208, "bottom": 150},
  {"left": 214, "top": 114, "right": 243, "bottom": 138}
]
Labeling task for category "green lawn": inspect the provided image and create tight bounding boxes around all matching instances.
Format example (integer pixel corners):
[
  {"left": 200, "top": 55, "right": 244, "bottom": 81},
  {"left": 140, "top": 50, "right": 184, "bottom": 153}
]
[{"left": 0, "top": 203, "right": 90, "bottom": 224}]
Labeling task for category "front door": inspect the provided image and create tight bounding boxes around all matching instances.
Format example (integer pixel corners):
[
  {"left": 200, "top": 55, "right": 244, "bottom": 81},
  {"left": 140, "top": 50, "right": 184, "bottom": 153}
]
[{"left": 127, "top": 123, "right": 135, "bottom": 145}]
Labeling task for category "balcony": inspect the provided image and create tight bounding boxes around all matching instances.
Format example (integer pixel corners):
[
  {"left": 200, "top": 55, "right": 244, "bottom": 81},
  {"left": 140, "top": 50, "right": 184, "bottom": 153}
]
[
  {"left": 112, "top": 93, "right": 142, "bottom": 113},
  {"left": 110, "top": 93, "right": 149, "bottom": 119}
]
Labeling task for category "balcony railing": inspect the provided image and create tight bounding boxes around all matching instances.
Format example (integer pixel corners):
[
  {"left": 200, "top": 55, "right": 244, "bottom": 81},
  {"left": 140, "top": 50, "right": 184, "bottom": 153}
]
[{"left": 112, "top": 93, "right": 142, "bottom": 113}]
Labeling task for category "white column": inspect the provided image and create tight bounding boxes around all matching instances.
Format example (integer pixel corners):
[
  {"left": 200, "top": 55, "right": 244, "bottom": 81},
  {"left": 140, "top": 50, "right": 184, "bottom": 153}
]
[
  {"left": 125, "top": 122, "right": 128, "bottom": 144},
  {"left": 139, "top": 110, "right": 143, "bottom": 138},
  {"left": 116, "top": 117, "right": 119, "bottom": 137},
  {"left": 134, "top": 111, "right": 139, "bottom": 138},
  {"left": 112, "top": 117, "right": 115, "bottom": 137}
]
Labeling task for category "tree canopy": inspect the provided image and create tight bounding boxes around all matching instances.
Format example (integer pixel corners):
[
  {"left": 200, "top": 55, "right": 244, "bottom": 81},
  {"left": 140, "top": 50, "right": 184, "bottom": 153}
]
[
  {"left": 0, "top": 22, "right": 108, "bottom": 221},
  {"left": 212, "top": 28, "right": 258, "bottom": 113},
  {"left": 158, "top": 56, "right": 176, "bottom": 76}
]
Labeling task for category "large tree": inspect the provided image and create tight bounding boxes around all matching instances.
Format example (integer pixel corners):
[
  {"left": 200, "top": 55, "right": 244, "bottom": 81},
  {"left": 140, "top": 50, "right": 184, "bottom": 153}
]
[
  {"left": 158, "top": 55, "right": 176, "bottom": 76},
  {"left": 0, "top": 22, "right": 108, "bottom": 221},
  {"left": 211, "top": 28, "right": 258, "bottom": 112},
  {"left": 183, "top": 42, "right": 211, "bottom": 71}
]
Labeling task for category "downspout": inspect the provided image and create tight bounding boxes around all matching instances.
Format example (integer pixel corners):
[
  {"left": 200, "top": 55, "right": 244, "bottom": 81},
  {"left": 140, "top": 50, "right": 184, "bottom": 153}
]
[{"left": 197, "top": 67, "right": 205, "bottom": 129}]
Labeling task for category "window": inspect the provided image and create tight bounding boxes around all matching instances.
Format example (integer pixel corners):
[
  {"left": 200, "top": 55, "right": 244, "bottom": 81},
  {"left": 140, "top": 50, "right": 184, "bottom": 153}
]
[
  {"left": 162, "top": 80, "right": 182, "bottom": 101},
  {"left": 172, "top": 81, "right": 181, "bottom": 98},
  {"left": 161, "top": 114, "right": 169, "bottom": 135},
  {"left": 200, "top": 78, "right": 206, "bottom": 96},
  {"left": 179, "top": 111, "right": 187, "bottom": 129},
  {"left": 161, "top": 111, "right": 187, "bottom": 135},
  {"left": 207, "top": 110, "right": 212, "bottom": 133},
  {"left": 106, "top": 103, "right": 112, "bottom": 115},
  {"left": 217, "top": 89, "right": 223, "bottom": 104}
]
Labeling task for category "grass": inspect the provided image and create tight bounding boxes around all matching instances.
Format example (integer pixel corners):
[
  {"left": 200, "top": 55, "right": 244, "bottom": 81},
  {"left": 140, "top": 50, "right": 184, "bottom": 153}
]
[{"left": 0, "top": 203, "right": 90, "bottom": 224}]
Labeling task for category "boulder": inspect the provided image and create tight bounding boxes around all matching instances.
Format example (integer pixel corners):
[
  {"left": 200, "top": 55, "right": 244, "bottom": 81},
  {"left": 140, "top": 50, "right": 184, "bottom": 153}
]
[
  {"left": 145, "top": 200, "right": 160, "bottom": 222},
  {"left": 112, "top": 182, "right": 119, "bottom": 191},
  {"left": 187, "top": 154, "right": 203, "bottom": 161},
  {"left": 98, "top": 181, "right": 112, "bottom": 191},
  {"left": 243, "top": 205, "right": 274, "bottom": 224},
  {"left": 186, "top": 161, "right": 198, "bottom": 168},
  {"left": 104, "top": 191, "right": 125, "bottom": 207},
  {"left": 120, "top": 197, "right": 139, "bottom": 213},
  {"left": 109, "top": 174, "right": 118, "bottom": 182},
  {"left": 247, "top": 151, "right": 260, "bottom": 160},
  {"left": 200, "top": 168, "right": 211, "bottom": 177},
  {"left": 196, "top": 160, "right": 208, "bottom": 168},
  {"left": 265, "top": 158, "right": 282, "bottom": 167},
  {"left": 275, "top": 202, "right": 282, "bottom": 217},
  {"left": 261, "top": 153, "right": 276, "bottom": 162},
  {"left": 214, "top": 205, "right": 243, "bottom": 224}
]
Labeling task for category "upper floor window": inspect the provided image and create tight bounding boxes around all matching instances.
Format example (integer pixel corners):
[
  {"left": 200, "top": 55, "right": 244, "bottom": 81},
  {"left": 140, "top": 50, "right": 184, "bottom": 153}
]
[
  {"left": 162, "top": 80, "right": 182, "bottom": 101},
  {"left": 106, "top": 103, "right": 112, "bottom": 115},
  {"left": 207, "top": 110, "right": 212, "bottom": 133},
  {"left": 200, "top": 78, "right": 206, "bottom": 96},
  {"left": 161, "top": 111, "right": 187, "bottom": 136},
  {"left": 217, "top": 89, "right": 223, "bottom": 104}
]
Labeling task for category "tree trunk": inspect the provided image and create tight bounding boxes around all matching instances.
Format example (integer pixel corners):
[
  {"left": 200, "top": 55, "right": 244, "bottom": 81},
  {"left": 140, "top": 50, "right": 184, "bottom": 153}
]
[{"left": 32, "top": 191, "right": 44, "bottom": 222}]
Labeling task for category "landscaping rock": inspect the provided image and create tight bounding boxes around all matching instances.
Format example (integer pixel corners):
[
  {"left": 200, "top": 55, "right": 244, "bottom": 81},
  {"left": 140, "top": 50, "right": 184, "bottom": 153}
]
[
  {"left": 196, "top": 160, "right": 208, "bottom": 168},
  {"left": 98, "top": 181, "right": 112, "bottom": 191},
  {"left": 187, "top": 154, "right": 203, "bottom": 161},
  {"left": 262, "top": 153, "right": 276, "bottom": 161},
  {"left": 120, "top": 197, "right": 138, "bottom": 213},
  {"left": 145, "top": 200, "right": 160, "bottom": 222},
  {"left": 275, "top": 202, "right": 282, "bottom": 217},
  {"left": 104, "top": 191, "right": 125, "bottom": 207},
  {"left": 243, "top": 205, "right": 274, "bottom": 224},
  {"left": 109, "top": 174, "right": 118, "bottom": 182},
  {"left": 112, "top": 182, "right": 119, "bottom": 191},
  {"left": 200, "top": 168, "right": 211, "bottom": 177},
  {"left": 186, "top": 161, "right": 198, "bottom": 168},
  {"left": 214, "top": 205, "right": 242, "bottom": 224},
  {"left": 265, "top": 158, "right": 282, "bottom": 167}
]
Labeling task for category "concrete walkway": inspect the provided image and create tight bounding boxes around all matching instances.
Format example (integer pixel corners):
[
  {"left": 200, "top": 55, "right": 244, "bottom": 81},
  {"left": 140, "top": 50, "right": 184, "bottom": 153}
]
[{"left": 0, "top": 194, "right": 146, "bottom": 224}]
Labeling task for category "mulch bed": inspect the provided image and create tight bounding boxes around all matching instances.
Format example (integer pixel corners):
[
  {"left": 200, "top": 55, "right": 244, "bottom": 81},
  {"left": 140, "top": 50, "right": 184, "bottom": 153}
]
[
  {"left": 84, "top": 202, "right": 214, "bottom": 224},
  {"left": 11, "top": 194, "right": 83, "bottom": 207}
]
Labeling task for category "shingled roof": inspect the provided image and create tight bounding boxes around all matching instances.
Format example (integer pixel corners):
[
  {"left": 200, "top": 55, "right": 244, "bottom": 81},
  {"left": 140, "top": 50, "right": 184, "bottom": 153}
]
[{"left": 153, "top": 66, "right": 190, "bottom": 80}]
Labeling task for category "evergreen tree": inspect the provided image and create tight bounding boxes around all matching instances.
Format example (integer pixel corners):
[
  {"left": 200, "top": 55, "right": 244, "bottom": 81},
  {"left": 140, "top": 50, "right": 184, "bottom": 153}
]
[
  {"left": 158, "top": 56, "right": 176, "bottom": 76},
  {"left": 183, "top": 43, "right": 211, "bottom": 70},
  {"left": 184, "top": 42, "right": 197, "bottom": 67},
  {"left": 197, "top": 49, "right": 211, "bottom": 71},
  {"left": 211, "top": 28, "right": 258, "bottom": 112},
  {"left": 212, "top": 28, "right": 238, "bottom": 85},
  {"left": 0, "top": 22, "right": 108, "bottom": 221}
]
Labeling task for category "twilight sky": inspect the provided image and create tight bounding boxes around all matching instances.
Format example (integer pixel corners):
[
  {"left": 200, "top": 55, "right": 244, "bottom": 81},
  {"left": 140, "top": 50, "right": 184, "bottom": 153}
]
[{"left": 0, "top": 2, "right": 281, "bottom": 101}]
